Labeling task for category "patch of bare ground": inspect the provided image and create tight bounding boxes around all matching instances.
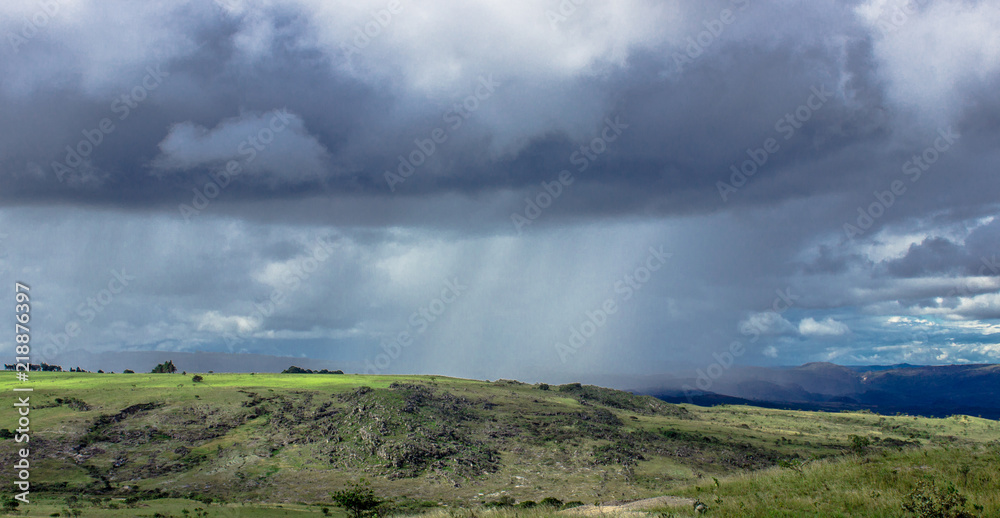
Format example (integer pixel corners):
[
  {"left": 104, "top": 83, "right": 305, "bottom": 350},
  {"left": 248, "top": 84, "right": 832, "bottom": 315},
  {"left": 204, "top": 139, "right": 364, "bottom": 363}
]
[{"left": 560, "top": 495, "right": 696, "bottom": 515}]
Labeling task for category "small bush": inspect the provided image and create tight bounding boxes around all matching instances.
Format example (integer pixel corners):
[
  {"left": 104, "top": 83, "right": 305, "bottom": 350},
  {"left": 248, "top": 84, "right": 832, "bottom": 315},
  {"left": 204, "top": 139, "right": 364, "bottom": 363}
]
[
  {"left": 483, "top": 495, "right": 515, "bottom": 508},
  {"left": 558, "top": 382, "right": 583, "bottom": 392},
  {"left": 192, "top": 375, "right": 204, "bottom": 383},
  {"left": 902, "top": 481, "right": 974, "bottom": 518},
  {"left": 1, "top": 495, "right": 19, "bottom": 513},
  {"left": 848, "top": 434, "right": 872, "bottom": 454},
  {"left": 540, "top": 497, "right": 563, "bottom": 507}
]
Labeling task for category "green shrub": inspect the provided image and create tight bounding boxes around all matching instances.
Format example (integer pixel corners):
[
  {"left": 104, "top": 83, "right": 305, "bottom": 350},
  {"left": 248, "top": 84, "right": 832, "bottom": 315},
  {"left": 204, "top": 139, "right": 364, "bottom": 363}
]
[
  {"left": 1, "top": 495, "right": 19, "bottom": 513},
  {"left": 848, "top": 434, "right": 872, "bottom": 454},
  {"left": 484, "top": 495, "right": 515, "bottom": 508},
  {"left": 540, "top": 497, "right": 563, "bottom": 507},
  {"left": 902, "top": 481, "right": 974, "bottom": 518}
]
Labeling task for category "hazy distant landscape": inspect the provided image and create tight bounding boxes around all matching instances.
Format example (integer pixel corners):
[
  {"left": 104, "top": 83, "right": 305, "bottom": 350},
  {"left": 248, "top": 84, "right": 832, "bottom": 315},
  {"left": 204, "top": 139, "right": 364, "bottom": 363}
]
[{"left": 653, "top": 362, "right": 1000, "bottom": 419}]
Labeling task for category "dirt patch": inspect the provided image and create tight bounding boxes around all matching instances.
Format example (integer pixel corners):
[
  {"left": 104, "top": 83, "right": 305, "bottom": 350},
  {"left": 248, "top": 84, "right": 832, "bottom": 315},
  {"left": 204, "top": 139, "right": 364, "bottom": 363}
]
[{"left": 561, "top": 495, "right": 696, "bottom": 515}]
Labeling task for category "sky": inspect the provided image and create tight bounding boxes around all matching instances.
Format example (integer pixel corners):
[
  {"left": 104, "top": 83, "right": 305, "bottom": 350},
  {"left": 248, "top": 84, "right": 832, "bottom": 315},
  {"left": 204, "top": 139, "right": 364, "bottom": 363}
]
[{"left": 1, "top": 0, "right": 999, "bottom": 383}]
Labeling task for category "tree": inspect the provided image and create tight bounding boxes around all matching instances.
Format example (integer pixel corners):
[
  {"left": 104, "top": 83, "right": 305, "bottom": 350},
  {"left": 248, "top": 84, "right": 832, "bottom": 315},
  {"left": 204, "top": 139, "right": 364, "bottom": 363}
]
[
  {"left": 331, "top": 480, "right": 386, "bottom": 518},
  {"left": 151, "top": 360, "right": 177, "bottom": 374},
  {"left": 123, "top": 369, "right": 135, "bottom": 374},
  {"left": 192, "top": 375, "right": 204, "bottom": 383},
  {"left": 282, "top": 366, "right": 344, "bottom": 374}
]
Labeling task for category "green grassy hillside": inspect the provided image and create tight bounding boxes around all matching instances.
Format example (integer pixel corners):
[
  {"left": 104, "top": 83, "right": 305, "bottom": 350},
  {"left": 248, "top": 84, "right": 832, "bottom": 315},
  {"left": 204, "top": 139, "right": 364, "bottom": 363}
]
[
  {"left": 2, "top": 373, "right": 998, "bottom": 517},
  {"left": 666, "top": 443, "right": 1000, "bottom": 517}
]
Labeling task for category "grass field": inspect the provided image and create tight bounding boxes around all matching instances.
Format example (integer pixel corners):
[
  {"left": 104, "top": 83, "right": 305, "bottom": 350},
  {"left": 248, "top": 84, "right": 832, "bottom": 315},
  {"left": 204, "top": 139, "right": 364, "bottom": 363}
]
[{"left": 2, "top": 372, "right": 998, "bottom": 516}]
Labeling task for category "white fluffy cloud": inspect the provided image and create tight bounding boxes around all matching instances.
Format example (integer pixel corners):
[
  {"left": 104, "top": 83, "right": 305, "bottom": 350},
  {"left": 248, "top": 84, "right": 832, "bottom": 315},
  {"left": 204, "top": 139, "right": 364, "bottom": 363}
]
[
  {"left": 856, "top": 0, "right": 1000, "bottom": 123},
  {"left": 288, "top": 0, "right": 680, "bottom": 91},
  {"left": 195, "top": 310, "right": 261, "bottom": 335},
  {"left": 739, "top": 311, "right": 797, "bottom": 337},
  {"left": 799, "top": 317, "right": 850, "bottom": 337}
]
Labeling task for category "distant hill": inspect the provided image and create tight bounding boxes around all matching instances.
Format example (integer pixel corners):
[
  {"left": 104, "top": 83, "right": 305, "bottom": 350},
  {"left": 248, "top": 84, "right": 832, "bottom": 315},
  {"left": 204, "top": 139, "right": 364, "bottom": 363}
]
[
  {"left": 48, "top": 349, "right": 358, "bottom": 374},
  {"left": 2, "top": 372, "right": 999, "bottom": 515},
  {"left": 649, "top": 362, "right": 1000, "bottom": 419}
]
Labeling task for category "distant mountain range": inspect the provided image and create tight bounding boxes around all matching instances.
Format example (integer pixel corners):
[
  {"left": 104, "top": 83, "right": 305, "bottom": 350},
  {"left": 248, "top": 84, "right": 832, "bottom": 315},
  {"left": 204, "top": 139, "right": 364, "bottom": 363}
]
[
  {"left": 647, "top": 362, "right": 1000, "bottom": 419},
  {"left": 46, "top": 351, "right": 1000, "bottom": 419}
]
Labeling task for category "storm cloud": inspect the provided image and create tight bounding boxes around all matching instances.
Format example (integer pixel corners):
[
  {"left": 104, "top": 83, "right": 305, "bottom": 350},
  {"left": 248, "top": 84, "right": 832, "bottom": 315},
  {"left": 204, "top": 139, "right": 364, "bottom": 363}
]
[{"left": 2, "top": 0, "right": 999, "bottom": 382}]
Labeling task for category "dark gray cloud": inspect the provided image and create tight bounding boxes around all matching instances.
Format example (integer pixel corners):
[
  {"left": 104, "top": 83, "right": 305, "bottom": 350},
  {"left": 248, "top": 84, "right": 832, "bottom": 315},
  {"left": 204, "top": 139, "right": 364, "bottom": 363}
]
[
  {"left": 2, "top": 0, "right": 1000, "bottom": 381},
  {"left": 885, "top": 237, "right": 968, "bottom": 278}
]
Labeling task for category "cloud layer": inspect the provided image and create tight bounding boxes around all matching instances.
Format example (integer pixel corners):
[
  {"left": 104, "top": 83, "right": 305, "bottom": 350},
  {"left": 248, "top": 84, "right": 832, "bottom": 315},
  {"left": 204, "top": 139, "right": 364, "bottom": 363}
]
[{"left": 2, "top": 0, "right": 999, "bottom": 381}]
